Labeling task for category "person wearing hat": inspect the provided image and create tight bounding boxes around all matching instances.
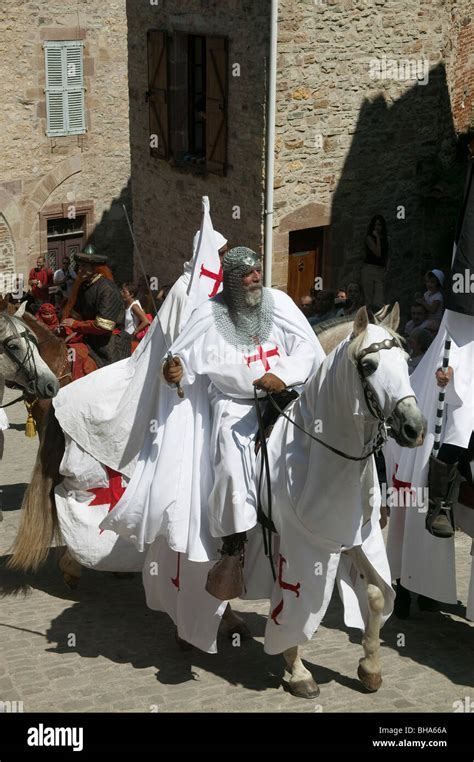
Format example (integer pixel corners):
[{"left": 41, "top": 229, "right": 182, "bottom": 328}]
[
  {"left": 60, "top": 245, "right": 131, "bottom": 367},
  {"left": 416, "top": 269, "right": 445, "bottom": 329}
]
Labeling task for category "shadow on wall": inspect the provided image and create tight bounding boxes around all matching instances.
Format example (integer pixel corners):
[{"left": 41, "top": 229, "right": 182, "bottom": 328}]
[
  {"left": 85, "top": 178, "right": 134, "bottom": 284},
  {"left": 330, "top": 63, "right": 468, "bottom": 317}
]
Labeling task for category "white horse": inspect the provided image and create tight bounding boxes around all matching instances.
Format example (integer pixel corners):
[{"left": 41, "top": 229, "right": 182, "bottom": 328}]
[{"left": 252, "top": 305, "right": 425, "bottom": 698}]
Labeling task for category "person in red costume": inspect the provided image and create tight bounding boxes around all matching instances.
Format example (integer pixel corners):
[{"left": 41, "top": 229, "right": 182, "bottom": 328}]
[{"left": 28, "top": 256, "right": 53, "bottom": 303}]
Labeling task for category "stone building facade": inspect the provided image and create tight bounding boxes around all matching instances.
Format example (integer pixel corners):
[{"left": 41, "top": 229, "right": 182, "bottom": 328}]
[
  {"left": 128, "top": 0, "right": 473, "bottom": 310},
  {"left": 0, "top": 2, "right": 133, "bottom": 292}
]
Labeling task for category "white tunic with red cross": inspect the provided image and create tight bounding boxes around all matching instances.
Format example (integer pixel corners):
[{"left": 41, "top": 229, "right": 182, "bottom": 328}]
[{"left": 170, "top": 288, "right": 323, "bottom": 537}]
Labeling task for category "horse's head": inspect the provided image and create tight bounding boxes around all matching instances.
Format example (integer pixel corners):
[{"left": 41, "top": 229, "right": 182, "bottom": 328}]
[
  {"left": 0, "top": 311, "right": 60, "bottom": 399},
  {"left": 349, "top": 304, "right": 425, "bottom": 448}
]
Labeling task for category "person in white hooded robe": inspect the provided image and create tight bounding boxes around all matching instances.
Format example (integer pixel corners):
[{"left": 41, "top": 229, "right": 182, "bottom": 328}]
[{"left": 386, "top": 312, "right": 474, "bottom": 619}]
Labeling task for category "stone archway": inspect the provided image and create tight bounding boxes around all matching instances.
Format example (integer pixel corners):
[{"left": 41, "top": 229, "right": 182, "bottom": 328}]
[
  {"left": 0, "top": 189, "right": 22, "bottom": 279},
  {"left": 0, "top": 213, "right": 16, "bottom": 294},
  {"left": 21, "top": 155, "right": 82, "bottom": 274}
]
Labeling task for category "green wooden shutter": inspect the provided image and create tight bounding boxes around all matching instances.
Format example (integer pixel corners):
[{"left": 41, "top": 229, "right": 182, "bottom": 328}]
[
  {"left": 147, "top": 30, "right": 169, "bottom": 159},
  {"left": 44, "top": 44, "right": 65, "bottom": 135},
  {"left": 65, "top": 43, "right": 85, "bottom": 134},
  {"left": 206, "top": 36, "right": 228, "bottom": 175},
  {"left": 44, "top": 41, "right": 85, "bottom": 136}
]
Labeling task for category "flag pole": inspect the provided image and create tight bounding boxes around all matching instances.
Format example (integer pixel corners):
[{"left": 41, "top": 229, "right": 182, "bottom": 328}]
[
  {"left": 122, "top": 204, "right": 184, "bottom": 398},
  {"left": 432, "top": 334, "right": 451, "bottom": 458}
]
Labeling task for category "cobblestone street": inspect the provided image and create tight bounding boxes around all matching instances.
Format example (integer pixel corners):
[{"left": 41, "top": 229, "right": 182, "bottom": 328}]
[{"left": 1, "top": 389, "right": 473, "bottom": 714}]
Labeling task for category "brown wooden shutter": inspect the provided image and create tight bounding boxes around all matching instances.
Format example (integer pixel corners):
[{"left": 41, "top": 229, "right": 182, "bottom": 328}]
[
  {"left": 206, "top": 36, "right": 228, "bottom": 175},
  {"left": 147, "top": 30, "right": 169, "bottom": 159}
]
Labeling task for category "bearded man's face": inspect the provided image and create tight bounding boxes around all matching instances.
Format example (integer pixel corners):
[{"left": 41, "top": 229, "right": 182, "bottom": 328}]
[{"left": 241, "top": 267, "right": 262, "bottom": 307}]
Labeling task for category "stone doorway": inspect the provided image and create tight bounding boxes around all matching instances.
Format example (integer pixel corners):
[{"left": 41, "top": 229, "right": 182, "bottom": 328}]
[{"left": 46, "top": 216, "right": 86, "bottom": 271}]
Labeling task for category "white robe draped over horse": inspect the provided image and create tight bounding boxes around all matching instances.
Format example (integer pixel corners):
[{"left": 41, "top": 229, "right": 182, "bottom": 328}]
[
  {"left": 386, "top": 311, "right": 474, "bottom": 618},
  {"left": 99, "top": 290, "right": 324, "bottom": 651},
  {"left": 51, "top": 200, "right": 230, "bottom": 598},
  {"left": 102, "top": 289, "right": 324, "bottom": 552},
  {"left": 244, "top": 324, "right": 401, "bottom": 654}
]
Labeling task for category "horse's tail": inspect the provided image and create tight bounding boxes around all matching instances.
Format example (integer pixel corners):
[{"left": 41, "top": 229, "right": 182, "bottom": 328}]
[{"left": 8, "top": 408, "right": 65, "bottom": 572}]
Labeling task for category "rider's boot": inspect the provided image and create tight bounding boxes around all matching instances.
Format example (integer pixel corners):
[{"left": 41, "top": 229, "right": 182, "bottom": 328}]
[{"left": 205, "top": 532, "right": 247, "bottom": 601}]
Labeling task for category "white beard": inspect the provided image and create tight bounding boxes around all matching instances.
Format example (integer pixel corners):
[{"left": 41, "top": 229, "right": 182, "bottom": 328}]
[{"left": 243, "top": 286, "right": 262, "bottom": 308}]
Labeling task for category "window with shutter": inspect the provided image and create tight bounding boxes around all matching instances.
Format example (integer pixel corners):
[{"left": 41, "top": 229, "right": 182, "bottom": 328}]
[
  {"left": 44, "top": 41, "right": 86, "bottom": 137},
  {"left": 206, "top": 36, "right": 228, "bottom": 176},
  {"left": 147, "top": 30, "right": 169, "bottom": 159}
]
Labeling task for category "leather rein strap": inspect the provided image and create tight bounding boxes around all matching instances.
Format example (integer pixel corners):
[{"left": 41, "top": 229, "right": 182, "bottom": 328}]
[{"left": 254, "top": 336, "right": 401, "bottom": 575}]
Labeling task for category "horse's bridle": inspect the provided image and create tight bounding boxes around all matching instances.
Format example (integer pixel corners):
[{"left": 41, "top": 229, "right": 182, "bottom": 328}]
[
  {"left": 263, "top": 336, "right": 403, "bottom": 463},
  {"left": 255, "top": 334, "right": 407, "bottom": 576},
  {"left": 356, "top": 336, "right": 401, "bottom": 432},
  {"left": 1, "top": 314, "right": 41, "bottom": 395}
]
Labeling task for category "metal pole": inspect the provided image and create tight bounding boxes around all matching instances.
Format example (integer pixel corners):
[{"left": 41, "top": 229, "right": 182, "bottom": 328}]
[
  {"left": 263, "top": 0, "right": 278, "bottom": 287},
  {"left": 122, "top": 204, "right": 159, "bottom": 316},
  {"left": 432, "top": 335, "right": 451, "bottom": 457},
  {"left": 122, "top": 205, "right": 183, "bottom": 397}
]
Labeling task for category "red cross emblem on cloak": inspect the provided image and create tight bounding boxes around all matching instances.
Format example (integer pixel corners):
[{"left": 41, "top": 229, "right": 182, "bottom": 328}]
[
  {"left": 270, "top": 555, "right": 301, "bottom": 626},
  {"left": 199, "top": 264, "right": 223, "bottom": 297},
  {"left": 88, "top": 466, "right": 126, "bottom": 532},
  {"left": 171, "top": 552, "right": 181, "bottom": 591},
  {"left": 391, "top": 463, "right": 415, "bottom": 507},
  {"left": 245, "top": 344, "right": 280, "bottom": 372}
]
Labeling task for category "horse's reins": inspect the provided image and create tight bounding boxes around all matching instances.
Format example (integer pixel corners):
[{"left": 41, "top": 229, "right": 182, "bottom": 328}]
[{"left": 255, "top": 335, "right": 403, "bottom": 577}]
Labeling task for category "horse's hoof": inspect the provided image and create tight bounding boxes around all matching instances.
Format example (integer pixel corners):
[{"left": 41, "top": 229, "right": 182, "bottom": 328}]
[
  {"left": 286, "top": 678, "right": 320, "bottom": 700},
  {"left": 175, "top": 629, "right": 193, "bottom": 651},
  {"left": 358, "top": 664, "right": 382, "bottom": 692},
  {"left": 63, "top": 573, "right": 79, "bottom": 590}
]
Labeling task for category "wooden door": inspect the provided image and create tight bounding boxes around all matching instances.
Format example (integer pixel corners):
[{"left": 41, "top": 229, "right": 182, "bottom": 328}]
[
  {"left": 287, "top": 249, "right": 319, "bottom": 304},
  {"left": 64, "top": 235, "right": 85, "bottom": 268},
  {"left": 46, "top": 239, "right": 64, "bottom": 271}
]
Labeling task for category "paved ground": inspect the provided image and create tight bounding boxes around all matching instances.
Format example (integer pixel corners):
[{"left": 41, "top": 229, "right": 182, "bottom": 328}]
[{"left": 1, "top": 387, "right": 473, "bottom": 714}]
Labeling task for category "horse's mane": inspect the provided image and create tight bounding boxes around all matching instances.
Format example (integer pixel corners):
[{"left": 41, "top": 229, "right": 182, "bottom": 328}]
[
  {"left": 313, "top": 315, "right": 353, "bottom": 335},
  {"left": 347, "top": 324, "right": 406, "bottom": 364}
]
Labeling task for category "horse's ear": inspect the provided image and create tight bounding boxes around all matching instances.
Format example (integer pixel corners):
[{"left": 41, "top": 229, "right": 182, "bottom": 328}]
[
  {"left": 374, "top": 304, "right": 389, "bottom": 323},
  {"left": 353, "top": 306, "right": 369, "bottom": 336},
  {"left": 367, "top": 307, "right": 376, "bottom": 324},
  {"left": 381, "top": 302, "right": 400, "bottom": 331},
  {"left": 15, "top": 301, "right": 27, "bottom": 318}
]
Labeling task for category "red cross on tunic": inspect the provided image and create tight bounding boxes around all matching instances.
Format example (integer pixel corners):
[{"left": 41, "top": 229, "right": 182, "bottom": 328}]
[
  {"left": 171, "top": 552, "right": 181, "bottom": 591},
  {"left": 199, "top": 264, "right": 223, "bottom": 297},
  {"left": 245, "top": 344, "right": 280, "bottom": 372},
  {"left": 270, "top": 555, "right": 301, "bottom": 626},
  {"left": 88, "top": 466, "right": 126, "bottom": 532},
  {"left": 391, "top": 463, "right": 414, "bottom": 507}
]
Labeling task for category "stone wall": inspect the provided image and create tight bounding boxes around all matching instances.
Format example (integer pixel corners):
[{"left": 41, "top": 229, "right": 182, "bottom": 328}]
[
  {"left": 448, "top": 0, "right": 474, "bottom": 134},
  {"left": 272, "top": 0, "right": 470, "bottom": 317},
  {"left": 0, "top": 1, "right": 132, "bottom": 285},
  {"left": 126, "top": 0, "right": 270, "bottom": 286}
]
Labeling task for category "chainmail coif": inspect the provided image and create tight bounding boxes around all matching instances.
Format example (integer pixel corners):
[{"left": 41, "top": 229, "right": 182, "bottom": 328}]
[{"left": 212, "top": 246, "right": 274, "bottom": 350}]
